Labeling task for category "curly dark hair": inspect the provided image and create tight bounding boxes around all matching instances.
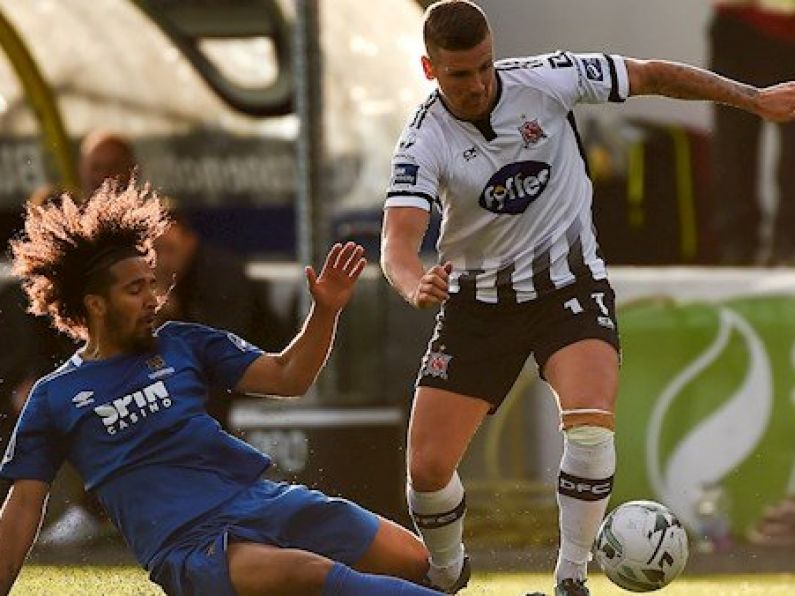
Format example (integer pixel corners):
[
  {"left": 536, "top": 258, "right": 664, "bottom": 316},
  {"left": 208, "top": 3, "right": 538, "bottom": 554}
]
[{"left": 10, "top": 179, "right": 170, "bottom": 341}]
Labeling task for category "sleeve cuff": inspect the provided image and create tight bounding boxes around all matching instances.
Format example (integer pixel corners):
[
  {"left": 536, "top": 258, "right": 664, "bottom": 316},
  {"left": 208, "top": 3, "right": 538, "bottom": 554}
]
[
  {"left": 384, "top": 196, "right": 433, "bottom": 211},
  {"left": 608, "top": 54, "right": 630, "bottom": 102}
]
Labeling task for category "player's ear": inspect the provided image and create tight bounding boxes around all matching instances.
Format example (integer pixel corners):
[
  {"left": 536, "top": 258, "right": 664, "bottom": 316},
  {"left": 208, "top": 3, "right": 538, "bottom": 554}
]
[
  {"left": 421, "top": 55, "right": 436, "bottom": 81},
  {"left": 83, "top": 293, "right": 107, "bottom": 319}
]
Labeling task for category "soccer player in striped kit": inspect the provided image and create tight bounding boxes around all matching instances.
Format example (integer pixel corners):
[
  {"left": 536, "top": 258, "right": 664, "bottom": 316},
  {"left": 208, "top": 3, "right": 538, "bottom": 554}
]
[{"left": 381, "top": 1, "right": 795, "bottom": 594}]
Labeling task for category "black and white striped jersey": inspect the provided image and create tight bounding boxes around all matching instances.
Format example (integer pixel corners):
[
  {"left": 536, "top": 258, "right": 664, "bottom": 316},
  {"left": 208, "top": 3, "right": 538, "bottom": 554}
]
[{"left": 384, "top": 51, "right": 629, "bottom": 303}]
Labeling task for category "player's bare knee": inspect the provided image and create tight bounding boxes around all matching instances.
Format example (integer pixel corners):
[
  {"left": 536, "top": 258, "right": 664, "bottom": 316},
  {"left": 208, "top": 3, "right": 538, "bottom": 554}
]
[
  {"left": 408, "top": 454, "right": 456, "bottom": 491},
  {"left": 378, "top": 537, "right": 430, "bottom": 582},
  {"left": 402, "top": 532, "right": 431, "bottom": 580}
]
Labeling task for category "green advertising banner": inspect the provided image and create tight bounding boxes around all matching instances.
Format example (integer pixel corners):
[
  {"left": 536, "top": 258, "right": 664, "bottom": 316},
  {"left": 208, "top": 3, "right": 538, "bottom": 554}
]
[{"left": 614, "top": 295, "right": 795, "bottom": 534}]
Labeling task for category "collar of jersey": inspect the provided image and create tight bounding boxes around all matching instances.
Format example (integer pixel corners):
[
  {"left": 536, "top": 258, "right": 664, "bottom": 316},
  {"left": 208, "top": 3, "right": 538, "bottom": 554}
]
[
  {"left": 438, "top": 69, "right": 503, "bottom": 138},
  {"left": 71, "top": 348, "right": 145, "bottom": 367}
]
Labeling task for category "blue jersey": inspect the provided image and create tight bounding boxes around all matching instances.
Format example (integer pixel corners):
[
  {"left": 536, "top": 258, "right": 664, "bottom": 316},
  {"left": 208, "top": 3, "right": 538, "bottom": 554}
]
[{"left": 0, "top": 321, "right": 268, "bottom": 565}]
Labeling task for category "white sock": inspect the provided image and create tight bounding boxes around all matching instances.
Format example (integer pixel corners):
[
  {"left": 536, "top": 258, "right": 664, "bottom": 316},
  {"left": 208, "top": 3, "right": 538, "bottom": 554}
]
[
  {"left": 408, "top": 471, "right": 466, "bottom": 584},
  {"left": 555, "top": 426, "right": 615, "bottom": 583}
]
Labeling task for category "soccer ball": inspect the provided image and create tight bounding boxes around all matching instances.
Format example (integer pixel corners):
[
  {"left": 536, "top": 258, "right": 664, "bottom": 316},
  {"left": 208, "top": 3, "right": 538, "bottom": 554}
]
[{"left": 594, "top": 500, "right": 688, "bottom": 592}]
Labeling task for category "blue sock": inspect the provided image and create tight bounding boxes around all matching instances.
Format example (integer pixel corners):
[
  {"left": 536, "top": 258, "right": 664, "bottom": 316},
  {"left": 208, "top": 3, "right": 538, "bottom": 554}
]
[{"left": 321, "top": 562, "right": 440, "bottom": 596}]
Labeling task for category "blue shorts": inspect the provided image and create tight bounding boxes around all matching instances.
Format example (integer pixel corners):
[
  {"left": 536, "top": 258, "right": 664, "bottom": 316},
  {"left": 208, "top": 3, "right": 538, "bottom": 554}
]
[{"left": 147, "top": 480, "right": 380, "bottom": 596}]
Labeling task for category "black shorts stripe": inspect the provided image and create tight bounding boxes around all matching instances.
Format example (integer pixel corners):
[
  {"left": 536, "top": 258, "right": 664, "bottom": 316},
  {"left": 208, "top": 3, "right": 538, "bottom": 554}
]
[
  {"left": 411, "top": 497, "right": 467, "bottom": 530},
  {"left": 558, "top": 470, "right": 614, "bottom": 501},
  {"left": 603, "top": 54, "right": 624, "bottom": 103}
]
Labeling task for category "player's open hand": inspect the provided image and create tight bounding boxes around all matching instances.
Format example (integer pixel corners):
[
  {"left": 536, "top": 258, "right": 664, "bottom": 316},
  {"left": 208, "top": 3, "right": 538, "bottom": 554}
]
[
  {"left": 410, "top": 261, "right": 452, "bottom": 309},
  {"left": 306, "top": 242, "right": 367, "bottom": 313},
  {"left": 756, "top": 82, "right": 795, "bottom": 122}
]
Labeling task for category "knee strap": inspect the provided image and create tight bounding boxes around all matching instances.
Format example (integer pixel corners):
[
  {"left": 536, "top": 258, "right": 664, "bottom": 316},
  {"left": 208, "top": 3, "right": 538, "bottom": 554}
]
[{"left": 560, "top": 408, "right": 615, "bottom": 432}]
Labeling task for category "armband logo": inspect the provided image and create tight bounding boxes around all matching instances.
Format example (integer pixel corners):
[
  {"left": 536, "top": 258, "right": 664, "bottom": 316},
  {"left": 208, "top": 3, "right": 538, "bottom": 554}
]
[
  {"left": 392, "top": 163, "right": 420, "bottom": 186},
  {"left": 582, "top": 57, "right": 604, "bottom": 81}
]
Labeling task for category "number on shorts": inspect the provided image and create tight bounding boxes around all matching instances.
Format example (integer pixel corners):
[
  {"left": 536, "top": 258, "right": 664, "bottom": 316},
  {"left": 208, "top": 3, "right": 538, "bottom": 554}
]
[
  {"left": 591, "top": 292, "right": 609, "bottom": 316},
  {"left": 563, "top": 297, "right": 584, "bottom": 314},
  {"left": 564, "top": 293, "right": 609, "bottom": 316}
]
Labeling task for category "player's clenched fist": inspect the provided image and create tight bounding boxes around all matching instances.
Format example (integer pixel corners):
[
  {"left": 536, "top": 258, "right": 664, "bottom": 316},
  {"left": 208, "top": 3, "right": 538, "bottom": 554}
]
[{"left": 409, "top": 261, "right": 452, "bottom": 309}]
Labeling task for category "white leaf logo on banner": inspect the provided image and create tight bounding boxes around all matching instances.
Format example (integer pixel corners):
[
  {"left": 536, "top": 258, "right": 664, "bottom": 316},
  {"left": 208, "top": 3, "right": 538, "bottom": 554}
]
[{"left": 646, "top": 307, "right": 772, "bottom": 529}]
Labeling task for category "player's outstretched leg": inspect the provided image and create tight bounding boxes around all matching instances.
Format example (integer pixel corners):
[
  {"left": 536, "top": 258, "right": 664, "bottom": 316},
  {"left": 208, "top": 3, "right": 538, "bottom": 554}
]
[
  {"left": 228, "top": 542, "right": 442, "bottom": 595},
  {"left": 323, "top": 561, "right": 448, "bottom": 595}
]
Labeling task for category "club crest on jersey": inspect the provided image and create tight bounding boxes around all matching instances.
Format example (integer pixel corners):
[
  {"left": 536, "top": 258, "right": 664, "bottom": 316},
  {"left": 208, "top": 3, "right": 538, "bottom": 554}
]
[
  {"left": 518, "top": 118, "right": 546, "bottom": 148},
  {"left": 422, "top": 349, "right": 452, "bottom": 380},
  {"left": 147, "top": 354, "right": 175, "bottom": 380},
  {"left": 479, "top": 161, "right": 551, "bottom": 214},
  {"left": 147, "top": 355, "right": 166, "bottom": 371}
]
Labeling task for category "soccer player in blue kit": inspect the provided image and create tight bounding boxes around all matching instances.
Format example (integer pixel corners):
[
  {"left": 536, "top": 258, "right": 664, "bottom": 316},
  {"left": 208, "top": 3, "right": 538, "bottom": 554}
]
[{"left": 0, "top": 183, "right": 441, "bottom": 596}]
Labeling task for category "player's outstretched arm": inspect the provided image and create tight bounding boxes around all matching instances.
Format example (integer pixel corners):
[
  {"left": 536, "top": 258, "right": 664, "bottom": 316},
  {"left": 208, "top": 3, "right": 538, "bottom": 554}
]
[
  {"left": 381, "top": 207, "right": 452, "bottom": 309},
  {"left": 235, "top": 242, "right": 366, "bottom": 397},
  {"left": 0, "top": 480, "right": 48, "bottom": 596},
  {"left": 625, "top": 57, "right": 795, "bottom": 122}
]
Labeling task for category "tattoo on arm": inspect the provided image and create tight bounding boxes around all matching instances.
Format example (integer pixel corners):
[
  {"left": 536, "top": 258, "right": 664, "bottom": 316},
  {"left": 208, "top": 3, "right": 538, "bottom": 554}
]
[{"left": 634, "top": 60, "right": 758, "bottom": 110}]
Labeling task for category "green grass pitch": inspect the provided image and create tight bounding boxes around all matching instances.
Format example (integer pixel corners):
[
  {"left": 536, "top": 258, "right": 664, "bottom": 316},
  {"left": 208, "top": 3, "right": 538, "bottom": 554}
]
[{"left": 12, "top": 566, "right": 795, "bottom": 595}]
